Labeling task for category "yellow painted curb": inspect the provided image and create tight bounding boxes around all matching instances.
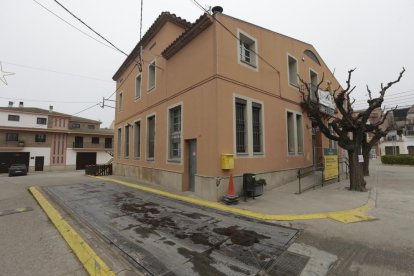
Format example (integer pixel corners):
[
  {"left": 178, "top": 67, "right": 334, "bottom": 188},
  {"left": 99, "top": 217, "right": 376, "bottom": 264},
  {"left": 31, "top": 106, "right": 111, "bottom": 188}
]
[
  {"left": 29, "top": 187, "right": 115, "bottom": 276},
  {"left": 94, "top": 176, "right": 376, "bottom": 223}
]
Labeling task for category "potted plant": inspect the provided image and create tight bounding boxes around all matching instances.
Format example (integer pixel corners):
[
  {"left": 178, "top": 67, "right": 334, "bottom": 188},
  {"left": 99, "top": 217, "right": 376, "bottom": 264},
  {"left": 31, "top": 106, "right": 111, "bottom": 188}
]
[{"left": 18, "top": 140, "right": 25, "bottom": 147}]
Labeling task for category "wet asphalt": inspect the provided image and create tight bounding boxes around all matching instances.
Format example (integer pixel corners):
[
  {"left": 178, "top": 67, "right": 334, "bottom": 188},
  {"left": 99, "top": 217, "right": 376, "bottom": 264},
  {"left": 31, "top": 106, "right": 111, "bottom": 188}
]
[{"left": 45, "top": 180, "right": 307, "bottom": 276}]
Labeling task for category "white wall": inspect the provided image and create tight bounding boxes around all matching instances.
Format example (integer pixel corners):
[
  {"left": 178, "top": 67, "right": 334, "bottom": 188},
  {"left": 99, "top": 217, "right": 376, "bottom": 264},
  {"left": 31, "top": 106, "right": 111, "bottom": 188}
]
[
  {"left": 66, "top": 149, "right": 77, "bottom": 165},
  {"left": 24, "top": 147, "right": 50, "bottom": 166},
  {"left": 380, "top": 136, "right": 414, "bottom": 155},
  {"left": 0, "top": 111, "right": 48, "bottom": 129},
  {"left": 97, "top": 151, "right": 112, "bottom": 164},
  {"left": 65, "top": 149, "right": 112, "bottom": 165}
]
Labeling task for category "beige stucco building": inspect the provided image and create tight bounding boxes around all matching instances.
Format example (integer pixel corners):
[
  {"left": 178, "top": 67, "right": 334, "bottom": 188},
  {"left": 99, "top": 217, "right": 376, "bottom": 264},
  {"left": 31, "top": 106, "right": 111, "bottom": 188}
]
[{"left": 112, "top": 9, "right": 340, "bottom": 201}]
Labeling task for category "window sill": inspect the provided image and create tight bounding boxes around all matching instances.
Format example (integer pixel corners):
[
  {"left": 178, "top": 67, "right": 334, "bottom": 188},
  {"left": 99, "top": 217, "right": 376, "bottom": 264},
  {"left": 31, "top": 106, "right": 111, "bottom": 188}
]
[
  {"left": 236, "top": 152, "right": 249, "bottom": 156},
  {"left": 147, "top": 86, "right": 156, "bottom": 93},
  {"left": 253, "top": 152, "right": 264, "bottom": 156},
  {"left": 124, "top": 157, "right": 129, "bottom": 159},
  {"left": 134, "top": 96, "right": 141, "bottom": 101},
  {"left": 146, "top": 158, "right": 155, "bottom": 161},
  {"left": 167, "top": 159, "right": 181, "bottom": 164},
  {"left": 240, "top": 59, "right": 257, "bottom": 68},
  {"left": 134, "top": 157, "right": 140, "bottom": 160},
  {"left": 289, "top": 83, "right": 299, "bottom": 89}
]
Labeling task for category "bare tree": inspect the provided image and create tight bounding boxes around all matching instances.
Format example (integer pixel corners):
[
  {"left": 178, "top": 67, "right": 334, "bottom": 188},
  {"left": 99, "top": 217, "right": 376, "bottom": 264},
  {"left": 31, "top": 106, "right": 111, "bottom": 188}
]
[{"left": 299, "top": 68, "right": 405, "bottom": 191}]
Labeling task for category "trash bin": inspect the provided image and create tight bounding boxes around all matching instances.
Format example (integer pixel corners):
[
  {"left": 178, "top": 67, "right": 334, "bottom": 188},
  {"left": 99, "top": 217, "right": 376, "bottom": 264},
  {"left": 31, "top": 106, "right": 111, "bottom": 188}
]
[{"left": 243, "top": 173, "right": 256, "bottom": 201}]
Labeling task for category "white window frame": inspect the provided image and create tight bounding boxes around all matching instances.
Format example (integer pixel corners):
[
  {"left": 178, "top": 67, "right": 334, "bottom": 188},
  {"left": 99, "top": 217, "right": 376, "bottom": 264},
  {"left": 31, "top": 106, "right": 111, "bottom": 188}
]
[
  {"left": 166, "top": 102, "right": 183, "bottom": 163},
  {"left": 146, "top": 113, "right": 156, "bottom": 161},
  {"left": 309, "top": 68, "right": 319, "bottom": 101},
  {"left": 287, "top": 54, "right": 299, "bottom": 88},
  {"left": 135, "top": 73, "right": 142, "bottom": 100},
  {"left": 118, "top": 92, "right": 123, "bottom": 112},
  {"left": 233, "top": 94, "right": 265, "bottom": 158},
  {"left": 147, "top": 59, "right": 156, "bottom": 92},
  {"left": 237, "top": 29, "right": 259, "bottom": 71},
  {"left": 285, "top": 109, "right": 304, "bottom": 156}
]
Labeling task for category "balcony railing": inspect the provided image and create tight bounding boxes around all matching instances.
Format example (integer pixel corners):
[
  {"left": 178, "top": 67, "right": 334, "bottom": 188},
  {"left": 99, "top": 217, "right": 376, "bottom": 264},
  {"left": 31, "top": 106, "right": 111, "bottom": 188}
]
[
  {"left": 405, "top": 130, "right": 414, "bottom": 136},
  {"left": 73, "top": 142, "right": 112, "bottom": 149}
]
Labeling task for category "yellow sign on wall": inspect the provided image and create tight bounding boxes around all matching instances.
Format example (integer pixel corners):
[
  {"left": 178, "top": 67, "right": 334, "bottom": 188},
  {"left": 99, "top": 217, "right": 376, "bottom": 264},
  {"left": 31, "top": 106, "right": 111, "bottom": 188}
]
[{"left": 324, "top": 148, "right": 338, "bottom": 181}]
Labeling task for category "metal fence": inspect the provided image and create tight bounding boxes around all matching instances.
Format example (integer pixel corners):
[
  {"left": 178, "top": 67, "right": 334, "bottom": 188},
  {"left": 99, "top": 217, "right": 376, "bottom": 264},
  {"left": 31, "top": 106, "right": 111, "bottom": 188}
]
[{"left": 85, "top": 164, "right": 112, "bottom": 176}]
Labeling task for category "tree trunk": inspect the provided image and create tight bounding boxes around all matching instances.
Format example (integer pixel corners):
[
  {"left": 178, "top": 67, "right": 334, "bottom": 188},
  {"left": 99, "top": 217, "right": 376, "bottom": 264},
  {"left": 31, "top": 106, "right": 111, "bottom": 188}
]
[
  {"left": 347, "top": 149, "right": 366, "bottom": 191},
  {"left": 362, "top": 149, "right": 370, "bottom": 176}
]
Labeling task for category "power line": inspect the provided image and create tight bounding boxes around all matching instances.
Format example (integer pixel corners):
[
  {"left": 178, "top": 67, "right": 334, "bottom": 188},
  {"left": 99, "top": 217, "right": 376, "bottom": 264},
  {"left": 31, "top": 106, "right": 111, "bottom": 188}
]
[
  {"left": 140, "top": 0, "right": 143, "bottom": 40},
  {"left": 0, "top": 96, "right": 97, "bottom": 104},
  {"left": 71, "top": 103, "right": 100, "bottom": 116},
  {"left": 31, "top": 0, "right": 118, "bottom": 53},
  {"left": 53, "top": 0, "right": 128, "bottom": 56},
  {"left": 1, "top": 60, "right": 111, "bottom": 82}
]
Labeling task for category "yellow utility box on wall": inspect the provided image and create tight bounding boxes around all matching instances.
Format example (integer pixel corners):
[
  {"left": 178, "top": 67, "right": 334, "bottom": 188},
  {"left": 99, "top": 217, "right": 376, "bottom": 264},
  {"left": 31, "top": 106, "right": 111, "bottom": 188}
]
[{"left": 221, "top": 154, "right": 234, "bottom": 170}]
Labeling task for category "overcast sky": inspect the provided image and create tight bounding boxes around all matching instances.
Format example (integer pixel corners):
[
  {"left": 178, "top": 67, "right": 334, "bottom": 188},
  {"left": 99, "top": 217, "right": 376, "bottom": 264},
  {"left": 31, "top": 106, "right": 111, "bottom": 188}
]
[{"left": 1, "top": 0, "right": 413, "bottom": 127}]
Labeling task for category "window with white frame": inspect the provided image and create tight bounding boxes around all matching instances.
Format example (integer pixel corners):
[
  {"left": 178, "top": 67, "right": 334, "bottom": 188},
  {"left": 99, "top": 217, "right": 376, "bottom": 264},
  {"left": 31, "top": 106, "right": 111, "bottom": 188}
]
[
  {"left": 148, "top": 61, "right": 156, "bottom": 91},
  {"left": 168, "top": 105, "right": 182, "bottom": 160},
  {"left": 134, "top": 121, "right": 141, "bottom": 159},
  {"left": 135, "top": 74, "right": 141, "bottom": 99},
  {"left": 288, "top": 55, "right": 298, "bottom": 87},
  {"left": 118, "top": 93, "right": 123, "bottom": 112},
  {"left": 252, "top": 102, "right": 263, "bottom": 153},
  {"left": 147, "top": 115, "right": 155, "bottom": 159},
  {"left": 235, "top": 98, "right": 247, "bottom": 154},
  {"left": 286, "top": 110, "right": 304, "bottom": 155},
  {"left": 309, "top": 69, "right": 318, "bottom": 101},
  {"left": 117, "top": 128, "right": 121, "bottom": 158},
  {"left": 37, "top": 117, "right": 47, "bottom": 125},
  {"left": 124, "top": 125, "right": 130, "bottom": 158},
  {"left": 238, "top": 32, "right": 257, "bottom": 67}
]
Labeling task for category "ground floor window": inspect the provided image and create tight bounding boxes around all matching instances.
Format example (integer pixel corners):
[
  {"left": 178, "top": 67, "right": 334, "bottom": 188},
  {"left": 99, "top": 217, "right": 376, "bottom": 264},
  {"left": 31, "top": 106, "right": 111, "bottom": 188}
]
[
  {"left": 147, "top": 115, "right": 155, "bottom": 160},
  {"left": 385, "top": 146, "right": 399, "bottom": 155},
  {"left": 286, "top": 110, "right": 304, "bottom": 155},
  {"left": 168, "top": 105, "right": 182, "bottom": 161}
]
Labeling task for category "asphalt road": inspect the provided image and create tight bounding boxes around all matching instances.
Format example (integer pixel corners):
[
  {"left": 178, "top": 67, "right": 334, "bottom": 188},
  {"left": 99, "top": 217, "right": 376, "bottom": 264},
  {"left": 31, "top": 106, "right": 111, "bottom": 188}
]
[
  {"left": 0, "top": 172, "right": 86, "bottom": 276},
  {"left": 45, "top": 180, "right": 305, "bottom": 276}
]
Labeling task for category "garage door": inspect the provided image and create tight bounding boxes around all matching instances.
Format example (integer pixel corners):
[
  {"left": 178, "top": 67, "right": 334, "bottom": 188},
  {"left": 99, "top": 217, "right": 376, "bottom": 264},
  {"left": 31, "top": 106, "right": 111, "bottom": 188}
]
[
  {"left": 76, "top": 152, "right": 97, "bottom": 170},
  {"left": 0, "top": 152, "right": 30, "bottom": 173}
]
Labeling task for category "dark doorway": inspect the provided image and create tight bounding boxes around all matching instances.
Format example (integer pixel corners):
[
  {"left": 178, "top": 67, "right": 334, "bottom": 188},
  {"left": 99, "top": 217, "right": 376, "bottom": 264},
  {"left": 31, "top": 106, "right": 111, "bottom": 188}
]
[
  {"left": 35, "top": 156, "right": 44, "bottom": 171},
  {"left": 76, "top": 152, "right": 97, "bottom": 170},
  {"left": 0, "top": 152, "right": 30, "bottom": 173},
  {"left": 187, "top": 139, "right": 197, "bottom": 192}
]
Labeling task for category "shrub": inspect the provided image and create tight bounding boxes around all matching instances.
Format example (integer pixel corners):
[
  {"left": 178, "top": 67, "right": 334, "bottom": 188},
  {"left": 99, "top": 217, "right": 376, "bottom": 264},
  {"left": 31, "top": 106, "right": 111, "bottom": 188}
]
[{"left": 381, "top": 154, "right": 414, "bottom": 165}]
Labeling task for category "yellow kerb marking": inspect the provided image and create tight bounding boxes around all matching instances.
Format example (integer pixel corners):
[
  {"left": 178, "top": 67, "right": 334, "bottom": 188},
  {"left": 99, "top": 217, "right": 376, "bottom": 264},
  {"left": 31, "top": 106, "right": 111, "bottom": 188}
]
[
  {"left": 29, "top": 187, "right": 115, "bottom": 276},
  {"left": 94, "top": 176, "right": 375, "bottom": 224}
]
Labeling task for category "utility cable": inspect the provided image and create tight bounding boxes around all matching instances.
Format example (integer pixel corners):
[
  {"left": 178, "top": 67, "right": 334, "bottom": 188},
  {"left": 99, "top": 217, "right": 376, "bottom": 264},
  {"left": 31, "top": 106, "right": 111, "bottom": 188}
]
[
  {"left": 1, "top": 60, "right": 111, "bottom": 82},
  {"left": 0, "top": 96, "right": 97, "bottom": 104},
  {"left": 53, "top": 0, "right": 128, "bottom": 56},
  {"left": 140, "top": 0, "right": 143, "bottom": 40},
  {"left": 71, "top": 103, "right": 100, "bottom": 116},
  {"left": 31, "top": 0, "right": 118, "bottom": 53}
]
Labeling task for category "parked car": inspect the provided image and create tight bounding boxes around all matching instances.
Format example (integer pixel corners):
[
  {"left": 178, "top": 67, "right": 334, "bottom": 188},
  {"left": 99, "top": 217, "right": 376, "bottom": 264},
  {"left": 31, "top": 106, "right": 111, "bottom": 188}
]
[{"left": 8, "top": 164, "right": 28, "bottom": 177}]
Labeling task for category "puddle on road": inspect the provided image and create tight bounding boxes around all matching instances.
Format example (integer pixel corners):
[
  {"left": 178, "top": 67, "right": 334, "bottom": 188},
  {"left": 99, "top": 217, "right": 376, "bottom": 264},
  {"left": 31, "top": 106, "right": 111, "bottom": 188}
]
[
  {"left": 178, "top": 247, "right": 226, "bottom": 276},
  {"left": 213, "top": 226, "right": 270, "bottom": 246},
  {"left": 190, "top": 233, "right": 214, "bottom": 247},
  {"left": 121, "top": 203, "right": 160, "bottom": 214}
]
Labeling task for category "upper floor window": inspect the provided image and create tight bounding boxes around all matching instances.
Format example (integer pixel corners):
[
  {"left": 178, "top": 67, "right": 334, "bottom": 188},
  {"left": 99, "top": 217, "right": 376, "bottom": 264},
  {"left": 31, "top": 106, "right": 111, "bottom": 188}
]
[
  {"left": 6, "top": 133, "right": 18, "bottom": 141},
  {"left": 72, "top": 123, "right": 80, "bottom": 129},
  {"left": 8, "top": 115, "right": 19, "bottom": 121},
  {"left": 118, "top": 93, "right": 123, "bottom": 112},
  {"left": 288, "top": 55, "right": 298, "bottom": 87},
  {"left": 37, "top": 117, "right": 47, "bottom": 125},
  {"left": 168, "top": 105, "right": 182, "bottom": 160},
  {"left": 35, "top": 133, "right": 46, "bottom": 142},
  {"left": 87, "top": 125, "right": 95, "bottom": 130},
  {"left": 91, "top": 137, "right": 99, "bottom": 144},
  {"left": 309, "top": 69, "right": 318, "bottom": 101},
  {"left": 238, "top": 31, "right": 257, "bottom": 68},
  {"left": 135, "top": 74, "right": 142, "bottom": 99},
  {"left": 148, "top": 61, "right": 156, "bottom": 91}
]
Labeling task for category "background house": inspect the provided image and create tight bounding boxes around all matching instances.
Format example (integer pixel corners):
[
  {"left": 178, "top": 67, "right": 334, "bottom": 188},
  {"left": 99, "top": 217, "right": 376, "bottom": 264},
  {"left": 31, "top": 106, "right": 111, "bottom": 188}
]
[
  {"left": 381, "top": 105, "right": 414, "bottom": 155},
  {"left": 0, "top": 102, "right": 113, "bottom": 173},
  {"left": 112, "top": 9, "right": 341, "bottom": 201}
]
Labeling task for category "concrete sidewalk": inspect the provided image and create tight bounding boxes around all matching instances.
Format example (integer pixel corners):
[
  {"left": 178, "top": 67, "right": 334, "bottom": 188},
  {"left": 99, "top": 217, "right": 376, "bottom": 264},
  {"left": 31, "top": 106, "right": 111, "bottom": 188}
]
[{"left": 98, "top": 164, "right": 375, "bottom": 223}]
